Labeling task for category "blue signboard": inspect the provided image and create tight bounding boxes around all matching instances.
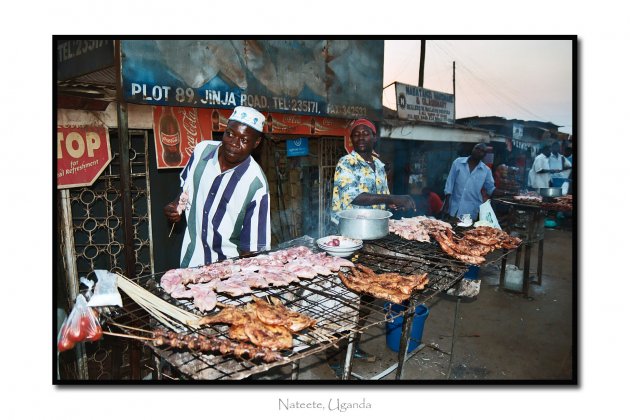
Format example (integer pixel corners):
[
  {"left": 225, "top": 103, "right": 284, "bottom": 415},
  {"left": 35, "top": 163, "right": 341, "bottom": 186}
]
[
  {"left": 121, "top": 40, "right": 384, "bottom": 120},
  {"left": 286, "top": 138, "right": 309, "bottom": 157}
]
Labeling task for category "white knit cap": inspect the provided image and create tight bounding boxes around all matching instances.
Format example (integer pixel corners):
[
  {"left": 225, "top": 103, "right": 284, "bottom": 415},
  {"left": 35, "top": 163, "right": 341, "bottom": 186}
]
[{"left": 228, "top": 106, "right": 266, "bottom": 133}]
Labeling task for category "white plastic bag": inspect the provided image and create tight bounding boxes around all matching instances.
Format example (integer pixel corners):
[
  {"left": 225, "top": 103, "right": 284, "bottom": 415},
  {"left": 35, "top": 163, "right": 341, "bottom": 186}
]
[
  {"left": 478, "top": 200, "right": 501, "bottom": 230},
  {"left": 87, "top": 270, "right": 123, "bottom": 307}
]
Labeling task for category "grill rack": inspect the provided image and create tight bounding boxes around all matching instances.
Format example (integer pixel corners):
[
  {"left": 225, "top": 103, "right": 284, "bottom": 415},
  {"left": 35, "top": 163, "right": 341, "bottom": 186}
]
[
  {"left": 367, "top": 233, "right": 521, "bottom": 268},
  {"left": 364, "top": 234, "right": 469, "bottom": 266},
  {"left": 105, "top": 270, "right": 394, "bottom": 380},
  {"left": 104, "top": 241, "right": 470, "bottom": 380}
]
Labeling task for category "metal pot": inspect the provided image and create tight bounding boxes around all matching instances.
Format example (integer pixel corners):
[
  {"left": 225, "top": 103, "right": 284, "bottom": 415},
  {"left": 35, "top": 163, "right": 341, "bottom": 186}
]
[
  {"left": 338, "top": 209, "right": 392, "bottom": 240},
  {"left": 538, "top": 187, "right": 563, "bottom": 198}
]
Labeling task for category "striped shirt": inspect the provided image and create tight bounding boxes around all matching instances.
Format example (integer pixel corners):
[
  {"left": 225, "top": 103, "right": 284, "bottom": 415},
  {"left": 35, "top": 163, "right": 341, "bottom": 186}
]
[{"left": 179, "top": 141, "right": 270, "bottom": 267}]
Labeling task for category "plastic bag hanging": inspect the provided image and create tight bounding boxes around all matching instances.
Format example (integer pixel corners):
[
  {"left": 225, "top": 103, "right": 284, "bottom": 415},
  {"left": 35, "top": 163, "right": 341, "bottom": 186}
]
[{"left": 57, "top": 294, "right": 103, "bottom": 352}]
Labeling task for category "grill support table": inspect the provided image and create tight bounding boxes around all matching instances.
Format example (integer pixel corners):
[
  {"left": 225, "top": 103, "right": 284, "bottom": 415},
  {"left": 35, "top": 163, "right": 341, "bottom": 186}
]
[{"left": 495, "top": 199, "right": 547, "bottom": 297}]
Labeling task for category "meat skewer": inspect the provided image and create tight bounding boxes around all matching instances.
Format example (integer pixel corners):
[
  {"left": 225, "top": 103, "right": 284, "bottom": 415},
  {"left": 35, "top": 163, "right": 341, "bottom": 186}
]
[{"left": 151, "top": 329, "right": 285, "bottom": 363}]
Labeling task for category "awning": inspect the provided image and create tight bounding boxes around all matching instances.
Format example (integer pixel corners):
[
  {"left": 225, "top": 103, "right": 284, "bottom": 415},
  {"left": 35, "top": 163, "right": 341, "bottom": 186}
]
[{"left": 380, "top": 118, "right": 504, "bottom": 144}]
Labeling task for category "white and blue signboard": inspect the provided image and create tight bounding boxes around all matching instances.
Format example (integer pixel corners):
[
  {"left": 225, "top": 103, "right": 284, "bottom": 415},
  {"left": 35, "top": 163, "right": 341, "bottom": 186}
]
[
  {"left": 121, "top": 40, "right": 384, "bottom": 120},
  {"left": 286, "top": 138, "right": 309, "bottom": 157}
]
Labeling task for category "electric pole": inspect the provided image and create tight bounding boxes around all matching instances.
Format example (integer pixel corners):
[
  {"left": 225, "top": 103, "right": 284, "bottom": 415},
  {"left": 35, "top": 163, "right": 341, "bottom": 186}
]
[{"left": 418, "top": 40, "right": 426, "bottom": 87}]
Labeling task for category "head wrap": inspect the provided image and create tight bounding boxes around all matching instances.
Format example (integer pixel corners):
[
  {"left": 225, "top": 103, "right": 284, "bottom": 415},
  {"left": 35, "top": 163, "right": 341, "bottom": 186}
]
[
  {"left": 349, "top": 118, "right": 377, "bottom": 136},
  {"left": 228, "top": 106, "right": 266, "bottom": 133}
]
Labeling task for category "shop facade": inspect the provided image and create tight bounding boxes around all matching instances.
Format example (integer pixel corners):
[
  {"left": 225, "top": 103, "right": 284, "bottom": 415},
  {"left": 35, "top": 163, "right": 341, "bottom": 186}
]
[{"left": 56, "top": 39, "right": 384, "bottom": 379}]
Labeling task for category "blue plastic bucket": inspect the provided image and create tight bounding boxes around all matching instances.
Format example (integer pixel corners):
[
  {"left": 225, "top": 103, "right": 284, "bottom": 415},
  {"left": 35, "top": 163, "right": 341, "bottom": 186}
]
[
  {"left": 464, "top": 265, "right": 479, "bottom": 279},
  {"left": 384, "top": 302, "right": 430, "bottom": 353}
]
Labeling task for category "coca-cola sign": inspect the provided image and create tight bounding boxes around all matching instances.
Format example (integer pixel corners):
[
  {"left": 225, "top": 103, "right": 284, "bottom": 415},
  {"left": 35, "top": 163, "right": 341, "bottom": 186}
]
[
  {"left": 153, "top": 107, "right": 212, "bottom": 169},
  {"left": 57, "top": 125, "right": 112, "bottom": 188}
]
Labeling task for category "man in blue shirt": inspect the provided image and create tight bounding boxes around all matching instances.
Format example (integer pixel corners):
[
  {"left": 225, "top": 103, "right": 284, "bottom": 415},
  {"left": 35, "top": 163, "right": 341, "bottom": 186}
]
[{"left": 442, "top": 143, "right": 496, "bottom": 220}]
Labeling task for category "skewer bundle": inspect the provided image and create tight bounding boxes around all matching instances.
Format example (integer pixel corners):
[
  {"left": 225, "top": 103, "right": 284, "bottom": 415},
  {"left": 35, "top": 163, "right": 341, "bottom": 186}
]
[{"left": 116, "top": 274, "right": 201, "bottom": 330}]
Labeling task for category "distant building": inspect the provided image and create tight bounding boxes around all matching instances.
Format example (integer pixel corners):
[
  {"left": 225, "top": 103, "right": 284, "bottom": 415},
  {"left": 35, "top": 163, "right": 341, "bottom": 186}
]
[{"left": 456, "top": 116, "right": 572, "bottom": 187}]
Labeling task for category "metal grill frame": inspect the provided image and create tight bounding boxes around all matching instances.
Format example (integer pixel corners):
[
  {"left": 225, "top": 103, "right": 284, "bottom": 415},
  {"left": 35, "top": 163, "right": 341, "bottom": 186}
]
[{"left": 104, "top": 237, "right": 472, "bottom": 381}]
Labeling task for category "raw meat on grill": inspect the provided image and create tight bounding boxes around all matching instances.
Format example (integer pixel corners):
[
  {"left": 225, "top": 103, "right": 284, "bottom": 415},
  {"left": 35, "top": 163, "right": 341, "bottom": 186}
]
[
  {"left": 240, "top": 272, "right": 270, "bottom": 288},
  {"left": 159, "top": 246, "right": 355, "bottom": 312},
  {"left": 284, "top": 262, "right": 318, "bottom": 279},
  {"left": 176, "top": 190, "right": 189, "bottom": 214},
  {"left": 215, "top": 277, "right": 252, "bottom": 297},
  {"left": 389, "top": 216, "right": 452, "bottom": 242},
  {"left": 159, "top": 271, "right": 181, "bottom": 294},
  {"left": 192, "top": 289, "right": 218, "bottom": 312},
  {"left": 170, "top": 283, "right": 194, "bottom": 299}
]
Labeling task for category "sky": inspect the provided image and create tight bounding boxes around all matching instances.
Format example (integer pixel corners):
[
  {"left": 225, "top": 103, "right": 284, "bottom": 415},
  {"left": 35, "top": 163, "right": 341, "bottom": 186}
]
[{"left": 383, "top": 39, "right": 573, "bottom": 134}]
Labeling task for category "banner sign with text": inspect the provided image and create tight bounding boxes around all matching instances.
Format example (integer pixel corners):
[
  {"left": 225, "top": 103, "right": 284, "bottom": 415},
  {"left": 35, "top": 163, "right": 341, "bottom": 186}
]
[
  {"left": 57, "top": 125, "right": 112, "bottom": 188},
  {"left": 395, "top": 82, "right": 455, "bottom": 124},
  {"left": 153, "top": 106, "right": 351, "bottom": 169},
  {"left": 124, "top": 40, "right": 384, "bottom": 120}
]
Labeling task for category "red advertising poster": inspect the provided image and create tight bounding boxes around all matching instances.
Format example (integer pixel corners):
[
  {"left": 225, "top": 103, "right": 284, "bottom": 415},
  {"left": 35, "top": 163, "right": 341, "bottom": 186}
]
[
  {"left": 153, "top": 106, "right": 353, "bottom": 169},
  {"left": 57, "top": 125, "right": 112, "bottom": 189},
  {"left": 266, "top": 113, "right": 349, "bottom": 137},
  {"left": 153, "top": 107, "right": 234, "bottom": 169}
]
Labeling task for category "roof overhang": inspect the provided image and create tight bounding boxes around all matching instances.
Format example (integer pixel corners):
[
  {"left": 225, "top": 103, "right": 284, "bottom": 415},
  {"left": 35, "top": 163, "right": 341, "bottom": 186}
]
[{"left": 380, "top": 119, "right": 506, "bottom": 144}]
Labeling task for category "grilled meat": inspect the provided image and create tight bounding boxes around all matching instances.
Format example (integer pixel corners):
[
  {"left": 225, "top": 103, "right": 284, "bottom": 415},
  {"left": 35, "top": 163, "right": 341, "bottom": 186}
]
[{"left": 338, "top": 264, "right": 429, "bottom": 304}]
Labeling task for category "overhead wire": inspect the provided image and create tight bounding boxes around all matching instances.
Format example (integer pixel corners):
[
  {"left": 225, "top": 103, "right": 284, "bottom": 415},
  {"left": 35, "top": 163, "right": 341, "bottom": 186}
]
[
  {"left": 436, "top": 40, "right": 546, "bottom": 121},
  {"left": 436, "top": 41, "right": 523, "bottom": 117},
  {"left": 446, "top": 40, "right": 547, "bottom": 120},
  {"left": 432, "top": 41, "right": 485, "bottom": 117}
]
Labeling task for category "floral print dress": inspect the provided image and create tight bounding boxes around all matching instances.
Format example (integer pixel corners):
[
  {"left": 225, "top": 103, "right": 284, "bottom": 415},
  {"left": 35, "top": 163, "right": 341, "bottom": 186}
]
[{"left": 331, "top": 151, "right": 390, "bottom": 224}]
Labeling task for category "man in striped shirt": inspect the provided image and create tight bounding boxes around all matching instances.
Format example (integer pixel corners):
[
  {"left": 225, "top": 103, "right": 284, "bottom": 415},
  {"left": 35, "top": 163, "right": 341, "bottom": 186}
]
[{"left": 164, "top": 106, "right": 271, "bottom": 268}]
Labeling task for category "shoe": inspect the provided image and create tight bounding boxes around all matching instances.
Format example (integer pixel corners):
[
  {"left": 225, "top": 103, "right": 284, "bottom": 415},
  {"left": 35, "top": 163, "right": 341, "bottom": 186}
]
[{"left": 353, "top": 347, "right": 376, "bottom": 362}]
